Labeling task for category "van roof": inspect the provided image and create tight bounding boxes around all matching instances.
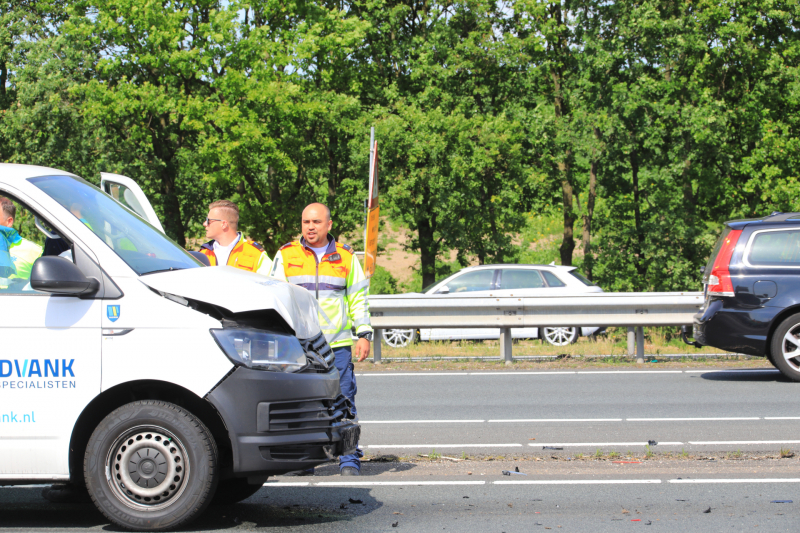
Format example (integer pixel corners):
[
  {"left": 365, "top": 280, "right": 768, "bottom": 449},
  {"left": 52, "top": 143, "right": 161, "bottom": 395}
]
[{"left": 0, "top": 163, "right": 77, "bottom": 182}]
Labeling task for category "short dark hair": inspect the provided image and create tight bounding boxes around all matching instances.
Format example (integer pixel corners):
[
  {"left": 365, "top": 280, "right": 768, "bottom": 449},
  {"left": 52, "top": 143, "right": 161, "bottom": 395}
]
[{"left": 0, "top": 197, "right": 15, "bottom": 219}]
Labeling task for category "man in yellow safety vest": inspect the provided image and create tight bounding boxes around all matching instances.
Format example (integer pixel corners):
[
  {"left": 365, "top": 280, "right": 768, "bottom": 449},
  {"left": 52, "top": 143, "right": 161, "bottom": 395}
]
[
  {"left": 0, "top": 197, "right": 43, "bottom": 287},
  {"left": 271, "top": 203, "right": 372, "bottom": 476},
  {"left": 198, "top": 200, "right": 271, "bottom": 274}
]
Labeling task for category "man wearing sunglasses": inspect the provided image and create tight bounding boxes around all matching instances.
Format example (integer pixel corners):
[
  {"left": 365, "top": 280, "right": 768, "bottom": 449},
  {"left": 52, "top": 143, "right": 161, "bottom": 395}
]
[{"left": 198, "top": 200, "right": 271, "bottom": 274}]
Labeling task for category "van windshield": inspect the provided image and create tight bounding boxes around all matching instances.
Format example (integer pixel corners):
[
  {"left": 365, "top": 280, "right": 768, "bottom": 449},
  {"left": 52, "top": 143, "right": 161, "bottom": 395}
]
[{"left": 30, "top": 175, "right": 201, "bottom": 275}]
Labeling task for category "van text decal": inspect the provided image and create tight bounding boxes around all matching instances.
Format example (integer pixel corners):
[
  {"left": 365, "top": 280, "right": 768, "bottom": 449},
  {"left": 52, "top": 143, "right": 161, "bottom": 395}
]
[{"left": 0, "top": 359, "right": 76, "bottom": 390}]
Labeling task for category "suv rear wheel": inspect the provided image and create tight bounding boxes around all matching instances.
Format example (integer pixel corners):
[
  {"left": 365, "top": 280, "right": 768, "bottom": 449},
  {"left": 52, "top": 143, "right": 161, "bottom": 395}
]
[
  {"left": 84, "top": 400, "right": 217, "bottom": 531},
  {"left": 770, "top": 313, "right": 800, "bottom": 382}
]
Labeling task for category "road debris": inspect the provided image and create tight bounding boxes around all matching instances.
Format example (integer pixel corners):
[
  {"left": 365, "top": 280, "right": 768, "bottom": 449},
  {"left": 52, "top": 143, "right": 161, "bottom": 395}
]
[
  {"left": 771, "top": 500, "right": 793, "bottom": 503},
  {"left": 392, "top": 521, "right": 399, "bottom": 527},
  {"left": 502, "top": 470, "right": 527, "bottom": 476},
  {"left": 349, "top": 498, "right": 363, "bottom": 504},
  {"left": 703, "top": 506, "right": 711, "bottom": 513},
  {"left": 543, "top": 446, "right": 564, "bottom": 450},
  {"left": 647, "top": 440, "right": 658, "bottom": 446}
]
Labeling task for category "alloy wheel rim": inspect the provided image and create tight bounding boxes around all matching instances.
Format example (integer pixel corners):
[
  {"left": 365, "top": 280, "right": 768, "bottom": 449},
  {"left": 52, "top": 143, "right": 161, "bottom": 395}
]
[
  {"left": 544, "top": 327, "right": 576, "bottom": 346},
  {"left": 383, "top": 329, "right": 414, "bottom": 347},
  {"left": 782, "top": 327, "right": 800, "bottom": 371}
]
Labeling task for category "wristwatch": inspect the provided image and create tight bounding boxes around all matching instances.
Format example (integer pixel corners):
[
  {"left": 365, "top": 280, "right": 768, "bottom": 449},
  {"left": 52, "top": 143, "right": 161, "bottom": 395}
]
[{"left": 357, "top": 332, "right": 374, "bottom": 342}]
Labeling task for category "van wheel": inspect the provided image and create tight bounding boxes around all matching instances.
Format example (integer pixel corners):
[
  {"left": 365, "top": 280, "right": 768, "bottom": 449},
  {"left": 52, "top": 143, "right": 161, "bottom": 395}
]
[
  {"left": 211, "top": 477, "right": 265, "bottom": 505},
  {"left": 770, "top": 313, "right": 800, "bottom": 382},
  {"left": 84, "top": 401, "right": 217, "bottom": 531}
]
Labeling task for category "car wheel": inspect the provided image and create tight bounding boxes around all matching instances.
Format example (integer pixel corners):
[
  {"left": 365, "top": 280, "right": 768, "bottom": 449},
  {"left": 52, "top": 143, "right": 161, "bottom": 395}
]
[
  {"left": 211, "top": 477, "right": 265, "bottom": 505},
  {"left": 770, "top": 313, "right": 800, "bottom": 381},
  {"left": 84, "top": 400, "right": 217, "bottom": 531},
  {"left": 382, "top": 328, "right": 417, "bottom": 348},
  {"left": 542, "top": 327, "right": 579, "bottom": 346}
]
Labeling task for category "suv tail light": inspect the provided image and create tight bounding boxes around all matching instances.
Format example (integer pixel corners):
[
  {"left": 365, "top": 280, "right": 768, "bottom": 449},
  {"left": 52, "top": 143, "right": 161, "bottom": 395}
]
[{"left": 707, "top": 229, "right": 742, "bottom": 297}]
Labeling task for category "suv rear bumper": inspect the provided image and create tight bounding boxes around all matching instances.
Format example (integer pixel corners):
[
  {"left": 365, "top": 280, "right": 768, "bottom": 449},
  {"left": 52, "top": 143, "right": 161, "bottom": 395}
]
[
  {"left": 693, "top": 299, "right": 781, "bottom": 356},
  {"left": 206, "top": 366, "right": 359, "bottom": 476}
]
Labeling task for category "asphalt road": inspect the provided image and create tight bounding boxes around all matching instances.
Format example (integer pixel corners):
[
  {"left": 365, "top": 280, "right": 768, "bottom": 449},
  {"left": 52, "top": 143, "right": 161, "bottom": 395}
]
[
  {"left": 4, "top": 367, "right": 800, "bottom": 531},
  {"left": 3, "top": 478, "right": 798, "bottom": 532},
  {"left": 356, "top": 368, "right": 800, "bottom": 454}
]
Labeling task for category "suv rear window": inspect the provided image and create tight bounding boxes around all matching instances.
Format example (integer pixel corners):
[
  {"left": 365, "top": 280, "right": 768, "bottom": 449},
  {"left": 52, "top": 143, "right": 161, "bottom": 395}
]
[{"left": 748, "top": 229, "right": 800, "bottom": 266}]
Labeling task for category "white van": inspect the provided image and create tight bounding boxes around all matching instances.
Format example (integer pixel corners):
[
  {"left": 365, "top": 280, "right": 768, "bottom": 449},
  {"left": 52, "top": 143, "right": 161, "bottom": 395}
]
[{"left": 0, "top": 164, "right": 359, "bottom": 530}]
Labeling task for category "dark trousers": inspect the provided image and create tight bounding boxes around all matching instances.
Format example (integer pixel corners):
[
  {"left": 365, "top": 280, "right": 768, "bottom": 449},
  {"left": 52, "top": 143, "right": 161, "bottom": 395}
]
[{"left": 334, "top": 345, "right": 363, "bottom": 470}]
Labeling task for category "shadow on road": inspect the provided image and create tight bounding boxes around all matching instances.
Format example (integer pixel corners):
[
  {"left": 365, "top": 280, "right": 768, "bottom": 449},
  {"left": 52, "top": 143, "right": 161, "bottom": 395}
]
[
  {"left": 699, "top": 369, "right": 791, "bottom": 383},
  {"left": 0, "top": 485, "right": 383, "bottom": 531}
]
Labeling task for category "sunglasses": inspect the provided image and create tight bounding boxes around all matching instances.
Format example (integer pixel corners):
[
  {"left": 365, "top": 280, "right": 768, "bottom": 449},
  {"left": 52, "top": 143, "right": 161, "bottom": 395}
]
[{"left": 204, "top": 217, "right": 225, "bottom": 225}]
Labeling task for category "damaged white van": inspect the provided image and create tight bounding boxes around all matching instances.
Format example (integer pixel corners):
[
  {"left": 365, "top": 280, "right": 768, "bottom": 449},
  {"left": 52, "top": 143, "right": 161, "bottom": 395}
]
[{"left": 0, "top": 164, "right": 359, "bottom": 530}]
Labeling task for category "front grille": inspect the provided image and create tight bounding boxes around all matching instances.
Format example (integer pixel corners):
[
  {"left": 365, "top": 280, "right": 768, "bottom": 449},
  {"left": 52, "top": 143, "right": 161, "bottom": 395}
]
[
  {"left": 257, "top": 394, "right": 354, "bottom": 433},
  {"left": 263, "top": 445, "right": 332, "bottom": 461},
  {"left": 300, "top": 331, "right": 335, "bottom": 372}
]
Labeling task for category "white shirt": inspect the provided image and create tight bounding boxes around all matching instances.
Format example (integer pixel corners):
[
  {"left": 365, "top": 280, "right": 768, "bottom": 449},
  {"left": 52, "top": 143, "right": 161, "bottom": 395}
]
[
  {"left": 309, "top": 244, "right": 328, "bottom": 262},
  {"left": 213, "top": 233, "right": 240, "bottom": 267}
]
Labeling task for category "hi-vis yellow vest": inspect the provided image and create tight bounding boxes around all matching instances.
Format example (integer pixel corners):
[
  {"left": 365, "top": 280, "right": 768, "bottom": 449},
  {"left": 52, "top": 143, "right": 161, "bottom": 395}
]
[
  {"left": 271, "top": 236, "right": 372, "bottom": 348},
  {"left": 199, "top": 233, "right": 271, "bottom": 275}
]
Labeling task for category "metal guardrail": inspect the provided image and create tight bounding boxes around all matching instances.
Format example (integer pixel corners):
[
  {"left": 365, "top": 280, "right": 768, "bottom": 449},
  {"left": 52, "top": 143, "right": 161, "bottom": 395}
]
[{"left": 368, "top": 292, "right": 704, "bottom": 364}]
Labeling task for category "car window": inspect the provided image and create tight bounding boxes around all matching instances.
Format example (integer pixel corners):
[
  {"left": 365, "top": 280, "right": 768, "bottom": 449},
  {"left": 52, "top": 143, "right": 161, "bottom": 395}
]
[
  {"left": 542, "top": 271, "right": 566, "bottom": 287},
  {"left": 30, "top": 175, "right": 201, "bottom": 275},
  {"left": 440, "top": 270, "right": 494, "bottom": 293},
  {"left": 0, "top": 194, "right": 69, "bottom": 295},
  {"left": 568, "top": 271, "right": 596, "bottom": 286},
  {"left": 748, "top": 230, "right": 800, "bottom": 266},
  {"left": 500, "top": 269, "right": 544, "bottom": 289}
]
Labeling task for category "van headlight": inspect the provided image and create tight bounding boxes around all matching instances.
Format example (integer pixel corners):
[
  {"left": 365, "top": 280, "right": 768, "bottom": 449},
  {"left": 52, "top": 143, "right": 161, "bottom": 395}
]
[{"left": 210, "top": 329, "right": 307, "bottom": 372}]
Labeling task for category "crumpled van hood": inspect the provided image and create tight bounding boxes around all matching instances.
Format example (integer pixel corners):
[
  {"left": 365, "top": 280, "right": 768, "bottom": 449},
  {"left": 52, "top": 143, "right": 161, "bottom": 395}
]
[{"left": 139, "top": 266, "right": 322, "bottom": 339}]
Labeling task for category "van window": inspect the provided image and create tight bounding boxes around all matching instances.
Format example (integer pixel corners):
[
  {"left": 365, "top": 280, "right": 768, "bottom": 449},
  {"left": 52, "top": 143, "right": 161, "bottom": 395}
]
[
  {"left": 0, "top": 194, "right": 68, "bottom": 294},
  {"left": 748, "top": 230, "right": 800, "bottom": 266},
  {"left": 30, "top": 175, "right": 201, "bottom": 275}
]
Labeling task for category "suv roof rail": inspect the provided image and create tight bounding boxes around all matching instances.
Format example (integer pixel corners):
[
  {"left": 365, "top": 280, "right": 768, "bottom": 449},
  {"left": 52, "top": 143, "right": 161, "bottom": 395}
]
[{"left": 763, "top": 212, "right": 800, "bottom": 222}]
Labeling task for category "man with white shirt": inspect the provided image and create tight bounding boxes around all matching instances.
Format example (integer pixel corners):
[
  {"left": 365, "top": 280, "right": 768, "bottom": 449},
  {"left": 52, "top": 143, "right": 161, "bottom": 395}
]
[{"left": 198, "top": 200, "right": 271, "bottom": 274}]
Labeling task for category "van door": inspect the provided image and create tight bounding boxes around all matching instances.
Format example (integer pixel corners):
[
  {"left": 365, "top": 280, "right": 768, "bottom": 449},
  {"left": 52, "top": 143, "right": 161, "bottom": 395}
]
[
  {"left": 0, "top": 204, "right": 101, "bottom": 479},
  {"left": 100, "top": 173, "right": 165, "bottom": 233}
]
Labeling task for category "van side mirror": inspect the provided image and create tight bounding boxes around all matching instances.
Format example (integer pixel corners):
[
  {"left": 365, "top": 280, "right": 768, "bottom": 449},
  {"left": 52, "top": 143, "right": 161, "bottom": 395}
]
[{"left": 31, "top": 256, "right": 100, "bottom": 296}]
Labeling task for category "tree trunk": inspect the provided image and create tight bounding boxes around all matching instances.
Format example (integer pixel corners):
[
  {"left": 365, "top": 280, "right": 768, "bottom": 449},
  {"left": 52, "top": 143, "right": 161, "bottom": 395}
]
[
  {"left": 631, "top": 150, "right": 646, "bottom": 283},
  {"left": 418, "top": 211, "right": 437, "bottom": 288},
  {"left": 559, "top": 163, "right": 575, "bottom": 266},
  {"left": 583, "top": 156, "right": 597, "bottom": 279}
]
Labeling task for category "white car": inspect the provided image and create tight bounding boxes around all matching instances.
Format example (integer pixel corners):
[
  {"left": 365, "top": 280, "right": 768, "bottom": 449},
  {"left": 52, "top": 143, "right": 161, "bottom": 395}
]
[
  {"left": 381, "top": 264, "right": 604, "bottom": 347},
  {"left": 0, "top": 165, "right": 359, "bottom": 530}
]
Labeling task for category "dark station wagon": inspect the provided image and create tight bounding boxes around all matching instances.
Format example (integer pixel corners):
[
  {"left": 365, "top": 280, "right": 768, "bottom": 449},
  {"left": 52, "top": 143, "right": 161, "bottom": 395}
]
[{"left": 690, "top": 212, "right": 800, "bottom": 381}]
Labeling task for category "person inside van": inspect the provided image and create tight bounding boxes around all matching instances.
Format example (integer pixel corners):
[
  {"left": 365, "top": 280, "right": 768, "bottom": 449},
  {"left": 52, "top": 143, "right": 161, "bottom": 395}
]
[{"left": 0, "top": 196, "right": 43, "bottom": 284}]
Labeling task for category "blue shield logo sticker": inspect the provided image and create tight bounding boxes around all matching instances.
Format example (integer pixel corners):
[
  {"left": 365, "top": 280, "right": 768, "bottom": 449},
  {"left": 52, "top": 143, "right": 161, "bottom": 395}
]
[{"left": 107, "top": 305, "right": 120, "bottom": 322}]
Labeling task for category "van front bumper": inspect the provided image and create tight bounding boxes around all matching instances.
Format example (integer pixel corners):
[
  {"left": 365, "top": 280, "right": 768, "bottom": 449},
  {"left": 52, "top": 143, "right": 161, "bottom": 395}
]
[{"left": 206, "top": 366, "right": 359, "bottom": 477}]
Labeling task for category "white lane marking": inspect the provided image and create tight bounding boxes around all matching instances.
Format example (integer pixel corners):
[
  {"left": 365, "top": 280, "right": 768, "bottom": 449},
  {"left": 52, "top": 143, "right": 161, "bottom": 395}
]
[
  {"left": 531, "top": 442, "right": 684, "bottom": 447},
  {"left": 764, "top": 417, "right": 800, "bottom": 420},
  {"left": 264, "top": 482, "right": 310, "bottom": 487},
  {"left": 669, "top": 478, "right": 800, "bottom": 484},
  {"left": 356, "top": 373, "right": 468, "bottom": 376},
  {"left": 688, "top": 440, "right": 800, "bottom": 445},
  {"left": 488, "top": 419, "right": 622, "bottom": 423},
  {"left": 468, "top": 372, "right": 577, "bottom": 375},
  {"left": 494, "top": 479, "right": 662, "bottom": 485},
  {"left": 627, "top": 417, "right": 760, "bottom": 422},
  {"left": 367, "top": 444, "right": 523, "bottom": 448},
  {"left": 579, "top": 371, "right": 683, "bottom": 374},
  {"left": 316, "top": 481, "right": 486, "bottom": 486},
  {"left": 683, "top": 369, "right": 779, "bottom": 373},
  {"left": 361, "top": 420, "right": 485, "bottom": 424}
]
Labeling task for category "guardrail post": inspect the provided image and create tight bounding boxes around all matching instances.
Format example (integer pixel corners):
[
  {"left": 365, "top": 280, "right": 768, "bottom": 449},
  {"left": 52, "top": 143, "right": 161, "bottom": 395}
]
[
  {"left": 636, "top": 326, "right": 645, "bottom": 364},
  {"left": 373, "top": 328, "right": 382, "bottom": 364},
  {"left": 500, "top": 327, "right": 513, "bottom": 365},
  {"left": 627, "top": 327, "right": 635, "bottom": 356}
]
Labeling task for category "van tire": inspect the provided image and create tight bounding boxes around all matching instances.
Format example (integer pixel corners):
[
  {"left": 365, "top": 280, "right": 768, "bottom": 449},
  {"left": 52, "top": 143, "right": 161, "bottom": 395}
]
[
  {"left": 211, "top": 477, "right": 265, "bottom": 505},
  {"left": 84, "top": 400, "right": 218, "bottom": 531},
  {"left": 770, "top": 313, "right": 800, "bottom": 382}
]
